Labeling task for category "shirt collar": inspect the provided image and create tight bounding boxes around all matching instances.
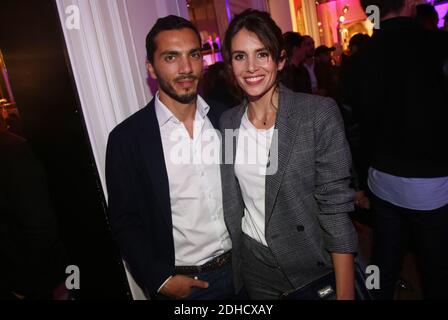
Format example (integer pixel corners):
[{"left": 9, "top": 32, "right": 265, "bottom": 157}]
[{"left": 154, "top": 92, "right": 210, "bottom": 128}]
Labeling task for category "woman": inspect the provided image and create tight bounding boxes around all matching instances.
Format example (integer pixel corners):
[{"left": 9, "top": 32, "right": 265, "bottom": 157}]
[{"left": 220, "top": 9, "right": 358, "bottom": 300}]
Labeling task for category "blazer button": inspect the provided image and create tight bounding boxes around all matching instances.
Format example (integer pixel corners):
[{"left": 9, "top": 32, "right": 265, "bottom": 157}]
[
  {"left": 296, "top": 225, "right": 305, "bottom": 232},
  {"left": 317, "top": 261, "right": 325, "bottom": 267}
]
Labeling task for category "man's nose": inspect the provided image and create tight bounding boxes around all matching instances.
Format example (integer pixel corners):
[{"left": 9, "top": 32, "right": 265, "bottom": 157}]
[{"left": 179, "top": 56, "right": 193, "bottom": 74}]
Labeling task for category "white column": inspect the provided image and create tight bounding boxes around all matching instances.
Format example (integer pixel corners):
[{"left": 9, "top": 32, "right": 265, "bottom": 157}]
[
  {"left": 267, "top": 0, "right": 294, "bottom": 33},
  {"left": 302, "top": 0, "right": 321, "bottom": 46},
  {"left": 55, "top": 0, "right": 188, "bottom": 300}
]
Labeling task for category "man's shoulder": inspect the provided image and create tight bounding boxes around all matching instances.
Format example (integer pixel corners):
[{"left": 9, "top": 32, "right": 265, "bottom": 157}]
[
  {"left": 109, "top": 101, "right": 154, "bottom": 140},
  {"left": 0, "top": 130, "right": 33, "bottom": 157},
  {"left": 204, "top": 98, "right": 229, "bottom": 117}
]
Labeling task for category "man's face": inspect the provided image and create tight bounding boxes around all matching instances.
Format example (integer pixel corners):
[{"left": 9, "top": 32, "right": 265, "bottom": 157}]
[
  {"left": 317, "top": 52, "right": 331, "bottom": 65},
  {"left": 303, "top": 36, "right": 315, "bottom": 59},
  {"left": 146, "top": 28, "right": 203, "bottom": 105},
  {"left": 292, "top": 45, "right": 306, "bottom": 66}
]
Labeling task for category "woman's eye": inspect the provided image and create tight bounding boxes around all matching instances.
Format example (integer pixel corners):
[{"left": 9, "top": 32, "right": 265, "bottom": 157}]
[
  {"left": 257, "top": 51, "right": 269, "bottom": 59},
  {"left": 233, "top": 54, "right": 245, "bottom": 61}
]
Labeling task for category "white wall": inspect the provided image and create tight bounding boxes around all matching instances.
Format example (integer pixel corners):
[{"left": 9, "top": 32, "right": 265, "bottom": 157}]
[
  {"left": 55, "top": 0, "right": 188, "bottom": 300},
  {"left": 268, "top": 0, "right": 293, "bottom": 33},
  {"left": 124, "top": 0, "right": 189, "bottom": 98}
]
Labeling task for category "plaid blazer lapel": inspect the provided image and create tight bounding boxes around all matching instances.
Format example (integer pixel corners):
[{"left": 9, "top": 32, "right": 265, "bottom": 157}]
[{"left": 265, "top": 85, "right": 305, "bottom": 227}]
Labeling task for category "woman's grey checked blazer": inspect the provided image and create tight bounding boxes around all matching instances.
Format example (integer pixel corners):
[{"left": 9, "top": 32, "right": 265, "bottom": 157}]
[{"left": 219, "top": 84, "right": 358, "bottom": 293}]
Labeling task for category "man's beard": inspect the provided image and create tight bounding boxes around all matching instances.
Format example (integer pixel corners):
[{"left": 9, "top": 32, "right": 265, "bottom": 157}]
[{"left": 157, "top": 73, "right": 199, "bottom": 104}]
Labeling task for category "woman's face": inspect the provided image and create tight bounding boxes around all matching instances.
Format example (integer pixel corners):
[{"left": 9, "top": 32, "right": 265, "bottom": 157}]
[{"left": 230, "top": 28, "right": 284, "bottom": 100}]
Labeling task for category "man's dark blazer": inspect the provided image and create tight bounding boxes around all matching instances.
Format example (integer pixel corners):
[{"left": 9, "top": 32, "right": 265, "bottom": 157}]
[{"left": 105, "top": 98, "right": 227, "bottom": 296}]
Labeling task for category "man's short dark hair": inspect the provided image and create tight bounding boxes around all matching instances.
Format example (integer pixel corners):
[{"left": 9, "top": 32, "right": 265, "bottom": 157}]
[
  {"left": 360, "top": 0, "right": 405, "bottom": 17},
  {"left": 146, "top": 15, "right": 201, "bottom": 63},
  {"left": 283, "top": 32, "right": 304, "bottom": 61},
  {"left": 416, "top": 4, "right": 438, "bottom": 22}
]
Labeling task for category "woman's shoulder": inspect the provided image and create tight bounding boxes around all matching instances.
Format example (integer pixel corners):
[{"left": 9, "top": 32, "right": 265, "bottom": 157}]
[
  {"left": 279, "top": 85, "right": 339, "bottom": 118},
  {"left": 219, "top": 102, "right": 246, "bottom": 127}
]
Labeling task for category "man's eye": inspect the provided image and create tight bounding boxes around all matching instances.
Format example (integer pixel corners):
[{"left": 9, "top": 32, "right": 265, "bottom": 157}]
[
  {"left": 165, "top": 55, "right": 176, "bottom": 62},
  {"left": 191, "top": 52, "right": 202, "bottom": 59}
]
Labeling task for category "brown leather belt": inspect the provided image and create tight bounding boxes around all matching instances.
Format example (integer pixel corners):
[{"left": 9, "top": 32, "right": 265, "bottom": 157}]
[{"left": 175, "top": 251, "right": 232, "bottom": 275}]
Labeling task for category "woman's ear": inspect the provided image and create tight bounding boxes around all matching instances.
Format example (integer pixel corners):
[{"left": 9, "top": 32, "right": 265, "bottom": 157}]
[{"left": 278, "top": 50, "right": 287, "bottom": 71}]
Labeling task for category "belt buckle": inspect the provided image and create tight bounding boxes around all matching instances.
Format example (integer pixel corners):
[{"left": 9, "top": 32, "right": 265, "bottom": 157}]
[
  {"left": 216, "top": 252, "right": 228, "bottom": 267},
  {"left": 217, "top": 255, "right": 226, "bottom": 267}
]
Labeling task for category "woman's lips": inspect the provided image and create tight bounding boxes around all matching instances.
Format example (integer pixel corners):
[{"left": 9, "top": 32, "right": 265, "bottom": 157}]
[{"left": 244, "top": 75, "right": 265, "bottom": 85}]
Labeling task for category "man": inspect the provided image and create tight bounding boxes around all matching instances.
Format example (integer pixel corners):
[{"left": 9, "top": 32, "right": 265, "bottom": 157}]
[
  {"left": 416, "top": 3, "right": 439, "bottom": 31},
  {"left": 354, "top": 0, "right": 448, "bottom": 299},
  {"left": 0, "top": 115, "right": 67, "bottom": 300},
  {"left": 302, "top": 36, "right": 319, "bottom": 94},
  {"left": 106, "top": 16, "right": 234, "bottom": 300},
  {"left": 280, "top": 32, "right": 312, "bottom": 94},
  {"left": 314, "top": 45, "right": 339, "bottom": 99}
]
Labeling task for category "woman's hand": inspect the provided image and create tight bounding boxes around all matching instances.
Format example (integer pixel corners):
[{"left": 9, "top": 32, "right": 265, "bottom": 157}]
[{"left": 331, "top": 253, "right": 355, "bottom": 300}]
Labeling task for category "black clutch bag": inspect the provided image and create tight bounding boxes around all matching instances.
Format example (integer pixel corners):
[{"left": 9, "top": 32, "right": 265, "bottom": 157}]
[{"left": 281, "top": 263, "right": 372, "bottom": 300}]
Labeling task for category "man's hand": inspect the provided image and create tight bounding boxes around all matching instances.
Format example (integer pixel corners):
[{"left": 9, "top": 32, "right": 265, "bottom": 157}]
[
  {"left": 159, "top": 275, "right": 209, "bottom": 299},
  {"left": 354, "top": 191, "right": 370, "bottom": 210}
]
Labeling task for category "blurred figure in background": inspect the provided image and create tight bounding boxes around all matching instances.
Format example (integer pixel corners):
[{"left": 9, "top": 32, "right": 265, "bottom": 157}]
[
  {"left": 348, "top": 33, "right": 371, "bottom": 56},
  {"left": 202, "top": 61, "right": 243, "bottom": 107},
  {"left": 280, "top": 32, "right": 312, "bottom": 94},
  {"left": 302, "top": 36, "right": 319, "bottom": 94},
  {"left": 314, "top": 45, "right": 340, "bottom": 99},
  {"left": 355, "top": 0, "right": 448, "bottom": 300},
  {"left": 339, "top": 33, "right": 372, "bottom": 200},
  {"left": 0, "top": 115, "right": 67, "bottom": 300},
  {"left": 416, "top": 3, "right": 439, "bottom": 31}
]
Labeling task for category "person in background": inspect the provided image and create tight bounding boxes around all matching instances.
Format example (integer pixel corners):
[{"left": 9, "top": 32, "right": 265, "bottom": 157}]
[
  {"left": 0, "top": 115, "right": 67, "bottom": 300},
  {"left": 202, "top": 61, "right": 243, "bottom": 108},
  {"left": 302, "top": 36, "right": 320, "bottom": 94},
  {"left": 355, "top": 0, "right": 448, "bottom": 299},
  {"left": 416, "top": 3, "right": 439, "bottom": 31},
  {"left": 280, "top": 32, "right": 312, "bottom": 94},
  {"left": 314, "top": 45, "right": 340, "bottom": 99},
  {"left": 339, "top": 33, "right": 372, "bottom": 213}
]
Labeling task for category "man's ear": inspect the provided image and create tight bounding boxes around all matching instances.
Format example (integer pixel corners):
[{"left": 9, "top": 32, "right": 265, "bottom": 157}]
[
  {"left": 278, "top": 49, "right": 287, "bottom": 72},
  {"left": 146, "top": 61, "right": 158, "bottom": 80}
]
